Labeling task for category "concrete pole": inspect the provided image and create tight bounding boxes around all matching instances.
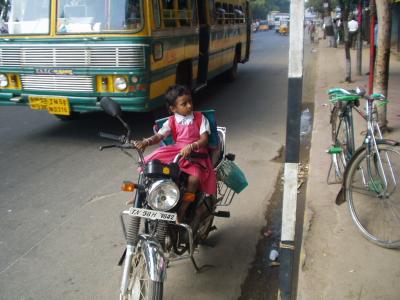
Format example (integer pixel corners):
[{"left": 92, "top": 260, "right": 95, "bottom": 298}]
[
  {"left": 357, "top": 0, "right": 363, "bottom": 75},
  {"left": 279, "top": 0, "right": 304, "bottom": 299},
  {"left": 368, "top": 0, "right": 376, "bottom": 94}
]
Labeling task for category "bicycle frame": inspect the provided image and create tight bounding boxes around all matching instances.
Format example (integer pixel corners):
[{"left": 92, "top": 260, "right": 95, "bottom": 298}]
[{"left": 360, "top": 99, "right": 396, "bottom": 197}]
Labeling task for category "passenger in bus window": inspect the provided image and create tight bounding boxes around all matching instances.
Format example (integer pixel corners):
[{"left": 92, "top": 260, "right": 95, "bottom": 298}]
[{"left": 126, "top": 0, "right": 140, "bottom": 28}]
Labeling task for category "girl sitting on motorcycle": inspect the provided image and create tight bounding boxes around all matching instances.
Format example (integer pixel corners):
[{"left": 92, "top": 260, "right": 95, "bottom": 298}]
[{"left": 134, "top": 84, "right": 217, "bottom": 222}]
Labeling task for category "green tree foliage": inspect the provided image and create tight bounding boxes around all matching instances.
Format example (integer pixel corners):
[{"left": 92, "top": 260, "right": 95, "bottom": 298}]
[
  {"left": 266, "top": 0, "right": 290, "bottom": 12},
  {"left": 250, "top": 0, "right": 290, "bottom": 19},
  {"left": 250, "top": 0, "right": 268, "bottom": 19},
  {"left": 306, "top": 0, "right": 340, "bottom": 13}
]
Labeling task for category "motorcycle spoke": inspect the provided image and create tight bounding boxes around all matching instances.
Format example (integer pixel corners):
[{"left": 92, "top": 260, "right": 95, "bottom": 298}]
[{"left": 129, "top": 253, "right": 151, "bottom": 299}]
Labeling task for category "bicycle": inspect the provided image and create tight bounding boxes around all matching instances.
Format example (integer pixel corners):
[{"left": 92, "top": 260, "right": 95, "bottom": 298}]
[
  {"left": 332, "top": 88, "right": 400, "bottom": 248},
  {"left": 327, "top": 87, "right": 360, "bottom": 183},
  {"left": 327, "top": 87, "right": 385, "bottom": 183}
]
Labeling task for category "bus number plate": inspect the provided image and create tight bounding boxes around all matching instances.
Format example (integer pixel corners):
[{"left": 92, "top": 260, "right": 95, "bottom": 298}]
[{"left": 28, "top": 96, "right": 70, "bottom": 116}]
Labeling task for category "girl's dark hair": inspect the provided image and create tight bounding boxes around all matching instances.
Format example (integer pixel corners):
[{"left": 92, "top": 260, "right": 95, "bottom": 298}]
[{"left": 165, "top": 84, "right": 191, "bottom": 108}]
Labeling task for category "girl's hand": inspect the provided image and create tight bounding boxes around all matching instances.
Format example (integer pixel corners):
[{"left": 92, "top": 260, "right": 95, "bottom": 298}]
[
  {"left": 134, "top": 139, "right": 148, "bottom": 151},
  {"left": 180, "top": 144, "right": 193, "bottom": 157}
]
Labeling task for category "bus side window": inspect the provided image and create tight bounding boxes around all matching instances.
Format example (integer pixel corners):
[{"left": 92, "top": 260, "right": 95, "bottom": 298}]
[
  {"left": 162, "top": 0, "right": 176, "bottom": 27},
  {"left": 178, "top": 0, "right": 190, "bottom": 27},
  {"left": 234, "top": 7, "right": 244, "bottom": 24},
  {"left": 191, "top": 0, "right": 198, "bottom": 26},
  {"left": 152, "top": 0, "right": 161, "bottom": 28},
  {"left": 227, "top": 4, "right": 233, "bottom": 24},
  {"left": 215, "top": 2, "right": 224, "bottom": 25},
  {"left": 208, "top": 0, "right": 215, "bottom": 25},
  {"left": 222, "top": 3, "right": 229, "bottom": 25}
]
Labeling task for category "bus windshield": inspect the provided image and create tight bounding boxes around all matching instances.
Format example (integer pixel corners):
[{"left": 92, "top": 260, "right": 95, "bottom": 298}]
[
  {"left": 0, "top": 0, "right": 51, "bottom": 35},
  {"left": 56, "top": 0, "right": 143, "bottom": 34}
]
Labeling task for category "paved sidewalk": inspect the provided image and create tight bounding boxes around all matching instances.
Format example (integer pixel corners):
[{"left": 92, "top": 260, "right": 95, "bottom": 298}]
[{"left": 297, "top": 41, "right": 400, "bottom": 300}]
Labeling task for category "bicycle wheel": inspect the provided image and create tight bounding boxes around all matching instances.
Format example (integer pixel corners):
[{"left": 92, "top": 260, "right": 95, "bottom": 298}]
[
  {"left": 330, "top": 106, "right": 354, "bottom": 180},
  {"left": 345, "top": 142, "right": 400, "bottom": 248}
]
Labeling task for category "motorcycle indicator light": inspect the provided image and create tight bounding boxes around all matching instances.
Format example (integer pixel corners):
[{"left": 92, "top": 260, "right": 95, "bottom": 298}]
[
  {"left": 162, "top": 167, "right": 170, "bottom": 175},
  {"left": 121, "top": 181, "right": 137, "bottom": 192}
]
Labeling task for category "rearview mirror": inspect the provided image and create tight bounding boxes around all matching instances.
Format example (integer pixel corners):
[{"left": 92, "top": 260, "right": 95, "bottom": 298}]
[{"left": 100, "top": 97, "right": 121, "bottom": 117}]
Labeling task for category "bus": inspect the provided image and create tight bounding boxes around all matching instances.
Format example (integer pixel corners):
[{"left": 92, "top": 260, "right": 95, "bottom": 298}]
[{"left": 0, "top": 0, "right": 251, "bottom": 120}]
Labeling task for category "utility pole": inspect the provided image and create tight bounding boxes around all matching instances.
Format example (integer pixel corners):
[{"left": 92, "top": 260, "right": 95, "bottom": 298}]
[
  {"left": 368, "top": 0, "right": 376, "bottom": 94},
  {"left": 279, "top": 0, "right": 304, "bottom": 299},
  {"left": 357, "top": 0, "right": 363, "bottom": 75}
]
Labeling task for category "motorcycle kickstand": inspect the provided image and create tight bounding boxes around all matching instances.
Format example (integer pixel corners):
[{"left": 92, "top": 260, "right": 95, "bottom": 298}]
[{"left": 190, "top": 255, "right": 214, "bottom": 273}]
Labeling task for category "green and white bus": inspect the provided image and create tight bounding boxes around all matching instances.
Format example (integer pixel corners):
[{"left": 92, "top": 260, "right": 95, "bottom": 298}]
[{"left": 0, "top": 0, "right": 250, "bottom": 120}]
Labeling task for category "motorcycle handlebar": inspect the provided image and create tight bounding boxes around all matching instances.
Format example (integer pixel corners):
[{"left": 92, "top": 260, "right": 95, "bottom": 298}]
[
  {"left": 172, "top": 152, "right": 208, "bottom": 163},
  {"left": 99, "top": 132, "right": 125, "bottom": 142},
  {"left": 99, "top": 144, "right": 117, "bottom": 151},
  {"left": 173, "top": 154, "right": 182, "bottom": 164}
]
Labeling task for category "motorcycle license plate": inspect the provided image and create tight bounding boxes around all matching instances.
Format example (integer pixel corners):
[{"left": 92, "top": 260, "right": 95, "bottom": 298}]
[{"left": 128, "top": 207, "right": 177, "bottom": 222}]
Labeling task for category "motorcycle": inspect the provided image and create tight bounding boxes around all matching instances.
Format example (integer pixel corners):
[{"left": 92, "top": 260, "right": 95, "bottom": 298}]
[{"left": 98, "top": 97, "right": 247, "bottom": 299}]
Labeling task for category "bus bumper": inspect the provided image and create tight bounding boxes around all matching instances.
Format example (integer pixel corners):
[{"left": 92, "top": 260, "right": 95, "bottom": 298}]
[{"left": 0, "top": 93, "right": 160, "bottom": 113}]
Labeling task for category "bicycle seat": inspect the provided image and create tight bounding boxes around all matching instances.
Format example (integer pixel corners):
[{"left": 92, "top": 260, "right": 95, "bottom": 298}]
[{"left": 328, "top": 87, "right": 354, "bottom": 95}]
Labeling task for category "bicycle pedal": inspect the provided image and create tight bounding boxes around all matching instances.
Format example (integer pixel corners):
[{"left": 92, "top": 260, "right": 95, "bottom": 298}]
[{"left": 327, "top": 146, "right": 342, "bottom": 154}]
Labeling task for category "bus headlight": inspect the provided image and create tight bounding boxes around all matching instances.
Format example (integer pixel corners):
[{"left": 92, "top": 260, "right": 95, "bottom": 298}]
[
  {"left": 0, "top": 74, "right": 8, "bottom": 87},
  {"left": 114, "top": 77, "right": 127, "bottom": 91},
  {"left": 147, "top": 180, "right": 180, "bottom": 211}
]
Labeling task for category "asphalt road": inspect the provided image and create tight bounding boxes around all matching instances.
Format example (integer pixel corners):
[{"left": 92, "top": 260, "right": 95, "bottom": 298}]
[{"left": 0, "top": 30, "right": 289, "bottom": 300}]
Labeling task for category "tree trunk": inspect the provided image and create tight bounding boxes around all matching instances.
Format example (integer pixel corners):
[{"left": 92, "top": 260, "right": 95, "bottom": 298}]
[
  {"left": 340, "top": 0, "right": 352, "bottom": 82},
  {"left": 374, "top": 0, "right": 391, "bottom": 128}
]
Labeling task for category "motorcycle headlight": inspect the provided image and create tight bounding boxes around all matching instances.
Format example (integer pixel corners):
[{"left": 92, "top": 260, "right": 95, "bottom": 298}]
[
  {"left": 0, "top": 74, "right": 8, "bottom": 87},
  {"left": 114, "top": 77, "right": 127, "bottom": 91},
  {"left": 147, "top": 180, "right": 180, "bottom": 211}
]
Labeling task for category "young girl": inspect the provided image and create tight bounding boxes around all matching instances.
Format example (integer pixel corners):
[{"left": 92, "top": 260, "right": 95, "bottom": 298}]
[{"left": 134, "top": 84, "right": 217, "bottom": 221}]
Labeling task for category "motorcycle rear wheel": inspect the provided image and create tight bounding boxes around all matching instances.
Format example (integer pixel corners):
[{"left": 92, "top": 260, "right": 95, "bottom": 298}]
[{"left": 122, "top": 250, "right": 163, "bottom": 300}]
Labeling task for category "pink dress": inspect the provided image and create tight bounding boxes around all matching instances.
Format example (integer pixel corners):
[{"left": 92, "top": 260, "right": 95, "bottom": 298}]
[{"left": 144, "top": 113, "right": 217, "bottom": 195}]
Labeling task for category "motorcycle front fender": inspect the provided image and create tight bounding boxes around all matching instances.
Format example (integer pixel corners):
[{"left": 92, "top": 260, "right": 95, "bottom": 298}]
[{"left": 137, "top": 234, "right": 167, "bottom": 283}]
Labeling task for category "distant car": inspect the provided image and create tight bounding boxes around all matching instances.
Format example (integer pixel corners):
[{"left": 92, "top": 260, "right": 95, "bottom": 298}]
[{"left": 259, "top": 20, "right": 269, "bottom": 31}]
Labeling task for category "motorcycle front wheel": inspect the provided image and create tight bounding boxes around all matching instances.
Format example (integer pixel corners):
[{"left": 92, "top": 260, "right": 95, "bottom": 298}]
[{"left": 122, "top": 250, "right": 163, "bottom": 300}]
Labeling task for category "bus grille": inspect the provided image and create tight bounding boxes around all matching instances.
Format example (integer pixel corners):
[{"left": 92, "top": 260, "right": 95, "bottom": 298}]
[
  {"left": 0, "top": 44, "right": 145, "bottom": 69},
  {"left": 21, "top": 74, "right": 93, "bottom": 92}
]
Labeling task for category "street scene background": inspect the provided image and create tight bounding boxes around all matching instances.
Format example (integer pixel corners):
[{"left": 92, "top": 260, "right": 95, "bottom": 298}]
[{"left": 0, "top": 30, "right": 294, "bottom": 299}]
